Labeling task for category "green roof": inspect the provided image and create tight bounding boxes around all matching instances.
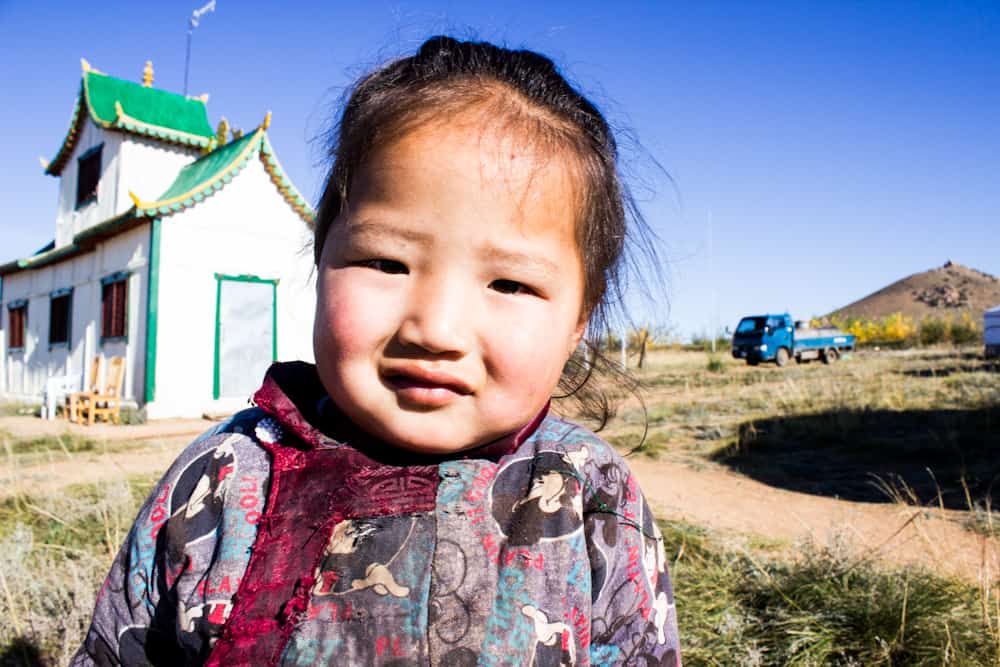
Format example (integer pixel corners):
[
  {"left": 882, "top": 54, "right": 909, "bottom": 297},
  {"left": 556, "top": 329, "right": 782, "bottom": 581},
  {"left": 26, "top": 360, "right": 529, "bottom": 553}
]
[
  {"left": 131, "top": 125, "right": 315, "bottom": 224},
  {"left": 45, "top": 63, "right": 215, "bottom": 176},
  {"left": 154, "top": 130, "right": 258, "bottom": 203}
]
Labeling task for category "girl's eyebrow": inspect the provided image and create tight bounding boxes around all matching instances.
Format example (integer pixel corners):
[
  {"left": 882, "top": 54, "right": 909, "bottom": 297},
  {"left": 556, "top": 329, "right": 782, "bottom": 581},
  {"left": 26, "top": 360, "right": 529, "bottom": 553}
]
[
  {"left": 482, "top": 247, "right": 560, "bottom": 277},
  {"left": 346, "top": 220, "right": 432, "bottom": 245}
]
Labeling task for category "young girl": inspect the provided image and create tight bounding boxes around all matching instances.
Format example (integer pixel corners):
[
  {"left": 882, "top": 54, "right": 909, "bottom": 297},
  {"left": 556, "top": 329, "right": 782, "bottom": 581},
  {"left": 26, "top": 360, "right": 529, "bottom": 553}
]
[{"left": 74, "top": 36, "right": 681, "bottom": 666}]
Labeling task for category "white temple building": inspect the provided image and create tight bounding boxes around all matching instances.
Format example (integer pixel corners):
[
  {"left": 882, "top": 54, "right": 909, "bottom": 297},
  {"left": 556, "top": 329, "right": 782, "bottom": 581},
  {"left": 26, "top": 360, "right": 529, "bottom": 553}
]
[{"left": 0, "top": 60, "right": 316, "bottom": 418}]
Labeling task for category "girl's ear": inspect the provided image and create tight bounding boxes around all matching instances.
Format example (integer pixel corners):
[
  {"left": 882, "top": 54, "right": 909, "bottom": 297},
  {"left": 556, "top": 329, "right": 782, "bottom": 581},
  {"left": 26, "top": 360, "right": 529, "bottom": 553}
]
[{"left": 567, "top": 314, "right": 588, "bottom": 357}]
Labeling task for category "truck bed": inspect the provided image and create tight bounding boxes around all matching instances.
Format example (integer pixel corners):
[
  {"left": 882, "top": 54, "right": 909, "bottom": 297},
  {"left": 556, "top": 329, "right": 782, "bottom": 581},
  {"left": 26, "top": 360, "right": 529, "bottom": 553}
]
[
  {"left": 794, "top": 327, "right": 845, "bottom": 340},
  {"left": 794, "top": 328, "right": 853, "bottom": 351}
]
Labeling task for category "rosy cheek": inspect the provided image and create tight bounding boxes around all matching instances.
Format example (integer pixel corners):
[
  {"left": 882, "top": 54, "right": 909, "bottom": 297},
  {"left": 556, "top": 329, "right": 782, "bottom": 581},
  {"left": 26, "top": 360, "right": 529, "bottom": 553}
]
[{"left": 317, "top": 276, "right": 371, "bottom": 360}]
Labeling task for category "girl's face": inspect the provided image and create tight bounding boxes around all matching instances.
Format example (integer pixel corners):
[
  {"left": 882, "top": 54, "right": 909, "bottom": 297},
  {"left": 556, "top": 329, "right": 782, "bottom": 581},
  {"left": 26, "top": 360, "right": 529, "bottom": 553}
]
[{"left": 314, "top": 118, "right": 586, "bottom": 454}]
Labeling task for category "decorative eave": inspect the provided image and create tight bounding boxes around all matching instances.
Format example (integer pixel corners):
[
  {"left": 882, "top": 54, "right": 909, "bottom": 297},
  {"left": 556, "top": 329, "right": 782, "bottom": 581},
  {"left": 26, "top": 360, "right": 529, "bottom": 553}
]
[
  {"left": 112, "top": 100, "right": 215, "bottom": 148},
  {"left": 0, "top": 209, "right": 141, "bottom": 277},
  {"left": 45, "top": 90, "right": 86, "bottom": 176},
  {"left": 259, "top": 132, "right": 315, "bottom": 225},
  {"left": 129, "top": 118, "right": 315, "bottom": 225},
  {"left": 45, "top": 61, "right": 216, "bottom": 176}
]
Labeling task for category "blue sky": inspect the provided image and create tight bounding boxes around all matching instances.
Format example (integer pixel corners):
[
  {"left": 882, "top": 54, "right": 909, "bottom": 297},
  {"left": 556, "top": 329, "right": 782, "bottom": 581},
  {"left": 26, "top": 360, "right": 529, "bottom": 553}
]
[{"left": 1, "top": 1, "right": 997, "bottom": 338}]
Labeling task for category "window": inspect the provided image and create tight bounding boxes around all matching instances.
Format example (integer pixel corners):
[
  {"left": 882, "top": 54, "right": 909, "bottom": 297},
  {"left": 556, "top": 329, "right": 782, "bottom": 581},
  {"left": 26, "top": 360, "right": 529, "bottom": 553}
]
[
  {"left": 736, "top": 317, "right": 766, "bottom": 334},
  {"left": 101, "top": 274, "right": 128, "bottom": 339},
  {"left": 7, "top": 301, "right": 27, "bottom": 350},
  {"left": 49, "top": 289, "right": 72, "bottom": 345},
  {"left": 76, "top": 144, "right": 102, "bottom": 208}
]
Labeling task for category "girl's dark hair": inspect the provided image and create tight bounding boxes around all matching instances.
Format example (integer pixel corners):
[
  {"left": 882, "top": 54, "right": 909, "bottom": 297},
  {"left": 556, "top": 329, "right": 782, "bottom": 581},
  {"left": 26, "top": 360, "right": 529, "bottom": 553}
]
[{"left": 315, "top": 36, "right": 659, "bottom": 428}]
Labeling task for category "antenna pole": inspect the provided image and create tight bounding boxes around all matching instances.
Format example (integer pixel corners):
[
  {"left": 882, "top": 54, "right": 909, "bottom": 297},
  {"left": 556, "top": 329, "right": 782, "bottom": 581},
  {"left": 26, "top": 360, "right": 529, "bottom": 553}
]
[
  {"left": 183, "top": 1, "right": 215, "bottom": 97},
  {"left": 183, "top": 29, "right": 192, "bottom": 96}
]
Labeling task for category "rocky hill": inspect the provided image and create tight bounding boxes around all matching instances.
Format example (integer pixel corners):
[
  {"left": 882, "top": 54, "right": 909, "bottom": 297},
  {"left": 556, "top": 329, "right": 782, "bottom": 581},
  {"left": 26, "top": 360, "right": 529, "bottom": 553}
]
[{"left": 829, "top": 261, "right": 1000, "bottom": 321}]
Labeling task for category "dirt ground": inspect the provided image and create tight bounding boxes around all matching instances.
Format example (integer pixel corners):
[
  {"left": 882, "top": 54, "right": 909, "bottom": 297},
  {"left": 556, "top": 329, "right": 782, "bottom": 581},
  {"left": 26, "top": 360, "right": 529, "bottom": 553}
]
[
  {"left": 0, "top": 416, "right": 206, "bottom": 498},
  {"left": 1, "top": 413, "right": 993, "bottom": 583},
  {"left": 627, "top": 456, "right": 994, "bottom": 582}
]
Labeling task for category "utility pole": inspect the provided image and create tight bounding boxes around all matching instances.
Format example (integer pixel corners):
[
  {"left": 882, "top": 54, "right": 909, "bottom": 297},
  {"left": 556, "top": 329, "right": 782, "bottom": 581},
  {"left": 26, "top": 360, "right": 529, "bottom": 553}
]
[
  {"left": 620, "top": 324, "right": 627, "bottom": 370},
  {"left": 184, "top": 1, "right": 216, "bottom": 96},
  {"left": 708, "top": 209, "right": 717, "bottom": 353}
]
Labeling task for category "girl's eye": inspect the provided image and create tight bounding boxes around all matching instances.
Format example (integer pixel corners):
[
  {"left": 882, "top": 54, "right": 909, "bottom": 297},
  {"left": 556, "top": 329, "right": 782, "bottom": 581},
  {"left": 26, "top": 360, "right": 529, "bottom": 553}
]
[
  {"left": 489, "top": 279, "right": 536, "bottom": 296},
  {"left": 358, "top": 259, "right": 408, "bottom": 274}
]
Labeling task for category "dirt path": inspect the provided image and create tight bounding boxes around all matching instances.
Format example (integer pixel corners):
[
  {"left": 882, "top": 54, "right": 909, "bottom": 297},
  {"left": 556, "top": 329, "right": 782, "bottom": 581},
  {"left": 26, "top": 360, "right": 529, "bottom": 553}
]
[
  {"left": 1, "top": 415, "right": 993, "bottom": 582},
  {"left": 628, "top": 456, "right": 995, "bottom": 582},
  {"left": 1, "top": 440, "right": 191, "bottom": 497},
  {"left": 0, "top": 416, "right": 210, "bottom": 498}
]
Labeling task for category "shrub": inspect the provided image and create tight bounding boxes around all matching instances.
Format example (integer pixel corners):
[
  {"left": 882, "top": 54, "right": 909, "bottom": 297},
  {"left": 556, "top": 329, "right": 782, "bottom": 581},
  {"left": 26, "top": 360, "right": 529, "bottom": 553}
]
[
  {"left": 919, "top": 317, "right": 948, "bottom": 345},
  {"left": 950, "top": 313, "right": 981, "bottom": 345}
]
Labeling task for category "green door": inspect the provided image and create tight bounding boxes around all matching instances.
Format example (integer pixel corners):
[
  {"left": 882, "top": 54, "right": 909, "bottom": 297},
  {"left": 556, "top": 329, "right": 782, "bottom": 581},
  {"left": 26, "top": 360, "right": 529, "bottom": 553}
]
[{"left": 213, "top": 274, "right": 277, "bottom": 399}]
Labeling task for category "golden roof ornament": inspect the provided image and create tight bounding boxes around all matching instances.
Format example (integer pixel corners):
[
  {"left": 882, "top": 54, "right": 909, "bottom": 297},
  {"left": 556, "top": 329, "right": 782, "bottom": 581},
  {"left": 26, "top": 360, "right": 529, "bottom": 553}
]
[
  {"left": 262, "top": 111, "right": 272, "bottom": 130},
  {"left": 143, "top": 60, "right": 154, "bottom": 87},
  {"left": 216, "top": 117, "right": 230, "bottom": 146},
  {"left": 80, "top": 58, "right": 103, "bottom": 74}
]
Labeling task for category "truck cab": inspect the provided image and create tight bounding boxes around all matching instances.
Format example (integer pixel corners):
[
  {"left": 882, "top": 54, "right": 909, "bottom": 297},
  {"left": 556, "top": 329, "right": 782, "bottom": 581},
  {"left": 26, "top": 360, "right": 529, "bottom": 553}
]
[{"left": 731, "top": 313, "right": 794, "bottom": 366}]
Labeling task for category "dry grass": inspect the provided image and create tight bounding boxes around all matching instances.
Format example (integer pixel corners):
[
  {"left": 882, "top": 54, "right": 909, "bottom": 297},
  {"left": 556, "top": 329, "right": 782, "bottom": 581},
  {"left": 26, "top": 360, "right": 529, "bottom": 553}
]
[
  {"left": 662, "top": 518, "right": 1000, "bottom": 666},
  {"left": 0, "top": 475, "right": 158, "bottom": 664}
]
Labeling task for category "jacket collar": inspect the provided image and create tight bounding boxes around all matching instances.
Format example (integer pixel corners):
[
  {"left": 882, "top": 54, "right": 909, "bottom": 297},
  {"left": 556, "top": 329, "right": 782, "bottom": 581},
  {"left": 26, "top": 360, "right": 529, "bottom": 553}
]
[{"left": 252, "top": 361, "right": 548, "bottom": 463}]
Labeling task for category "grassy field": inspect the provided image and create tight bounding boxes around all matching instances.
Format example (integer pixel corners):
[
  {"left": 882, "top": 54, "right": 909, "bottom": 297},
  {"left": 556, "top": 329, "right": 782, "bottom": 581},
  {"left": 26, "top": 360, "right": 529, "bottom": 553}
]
[
  {"left": 603, "top": 346, "right": 1000, "bottom": 665},
  {"left": 0, "top": 346, "right": 997, "bottom": 665},
  {"left": 605, "top": 347, "right": 998, "bottom": 510}
]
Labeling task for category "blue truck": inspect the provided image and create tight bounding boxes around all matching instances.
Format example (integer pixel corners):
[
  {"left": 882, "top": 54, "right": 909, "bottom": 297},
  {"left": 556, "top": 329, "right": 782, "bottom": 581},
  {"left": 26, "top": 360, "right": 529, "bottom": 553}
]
[{"left": 731, "top": 313, "right": 856, "bottom": 367}]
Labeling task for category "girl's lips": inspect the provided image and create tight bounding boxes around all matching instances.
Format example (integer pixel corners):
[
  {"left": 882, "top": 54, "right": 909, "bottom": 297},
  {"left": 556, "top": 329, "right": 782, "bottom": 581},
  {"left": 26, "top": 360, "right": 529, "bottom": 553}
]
[{"left": 382, "top": 367, "right": 473, "bottom": 407}]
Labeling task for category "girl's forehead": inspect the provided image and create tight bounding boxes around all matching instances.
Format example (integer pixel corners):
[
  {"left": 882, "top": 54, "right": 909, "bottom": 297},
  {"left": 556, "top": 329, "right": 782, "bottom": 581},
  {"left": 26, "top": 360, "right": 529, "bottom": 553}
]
[
  {"left": 337, "top": 122, "right": 583, "bottom": 262},
  {"left": 360, "top": 120, "right": 583, "bottom": 218}
]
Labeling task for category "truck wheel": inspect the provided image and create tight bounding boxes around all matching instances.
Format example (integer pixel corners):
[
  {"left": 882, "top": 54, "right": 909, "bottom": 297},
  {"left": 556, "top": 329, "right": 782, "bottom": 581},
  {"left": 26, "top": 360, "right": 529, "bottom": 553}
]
[
  {"left": 775, "top": 347, "right": 790, "bottom": 367},
  {"left": 823, "top": 348, "right": 838, "bottom": 364}
]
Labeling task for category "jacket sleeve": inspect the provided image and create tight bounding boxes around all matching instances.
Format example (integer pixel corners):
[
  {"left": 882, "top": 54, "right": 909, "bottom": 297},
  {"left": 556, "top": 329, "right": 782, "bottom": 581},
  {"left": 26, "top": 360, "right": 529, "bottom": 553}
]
[
  {"left": 583, "top": 447, "right": 681, "bottom": 667},
  {"left": 70, "top": 421, "right": 269, "bottom": 667}
]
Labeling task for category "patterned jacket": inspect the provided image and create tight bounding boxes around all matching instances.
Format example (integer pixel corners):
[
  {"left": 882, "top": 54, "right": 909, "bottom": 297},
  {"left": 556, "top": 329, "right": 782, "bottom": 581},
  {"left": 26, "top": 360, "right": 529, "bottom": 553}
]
[{"left": 73, "top": 361, "right": 680, "bottom": 666}]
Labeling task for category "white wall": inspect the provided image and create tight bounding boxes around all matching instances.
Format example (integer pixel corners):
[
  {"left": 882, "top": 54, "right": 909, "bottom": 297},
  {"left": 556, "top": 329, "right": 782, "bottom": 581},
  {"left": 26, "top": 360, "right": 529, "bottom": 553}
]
[
  {"left": 55, "top": 120, "right": 122, "bottom": 247},
  {"left": 54, "top": 120, "right": 199, "bottom": 248},
  {"left": 150, "top": 157, "right": 315, "bottom": 418},
  {"left": 1, "top": 224, "right": 150, "bottom": 403},
  {"left": 117, "top": 135, "right": 201, "bottom": 212}
]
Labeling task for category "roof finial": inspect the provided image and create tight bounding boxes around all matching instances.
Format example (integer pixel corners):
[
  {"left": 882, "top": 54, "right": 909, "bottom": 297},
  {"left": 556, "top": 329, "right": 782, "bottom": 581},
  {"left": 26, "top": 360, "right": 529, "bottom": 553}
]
[
  {"left": 81, "top": 58, "right": 92, "bottom": 73},
  {"left": 216, "top": 117, "right": 230, "bottom": 146},
  {"left": 262, "top": 111, "right": 272, "bottom": 130},
  {"left": 143, "top": 60, "right": 154, "bottom": 87}
]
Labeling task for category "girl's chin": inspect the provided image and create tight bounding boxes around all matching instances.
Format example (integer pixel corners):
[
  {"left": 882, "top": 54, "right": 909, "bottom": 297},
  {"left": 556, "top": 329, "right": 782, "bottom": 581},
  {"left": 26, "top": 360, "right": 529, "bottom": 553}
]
[{"left": 377, "top": 432, "right": 482, "bottom": 456}]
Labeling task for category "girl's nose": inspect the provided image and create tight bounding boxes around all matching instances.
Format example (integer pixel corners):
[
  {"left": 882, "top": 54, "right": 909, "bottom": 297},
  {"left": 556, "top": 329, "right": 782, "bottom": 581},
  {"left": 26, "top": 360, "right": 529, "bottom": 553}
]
[{"left": 396, "top": 277, "right": 471, "bottom": 356}]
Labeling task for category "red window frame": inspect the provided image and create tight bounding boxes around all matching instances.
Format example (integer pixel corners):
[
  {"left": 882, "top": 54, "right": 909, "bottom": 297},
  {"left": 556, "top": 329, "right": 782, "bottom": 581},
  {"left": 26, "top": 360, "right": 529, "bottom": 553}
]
[
  {"left": 101, "top": 278, "right": 128, "bottom": 339},
  {"left": 8, "top": 305, "right": 26, "bottom": 350}
]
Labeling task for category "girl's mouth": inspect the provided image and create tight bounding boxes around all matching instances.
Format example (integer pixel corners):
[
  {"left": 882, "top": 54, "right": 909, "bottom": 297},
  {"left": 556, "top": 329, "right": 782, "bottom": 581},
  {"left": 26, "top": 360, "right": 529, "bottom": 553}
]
[{"left": 382, "top": 367, "right": 473, "bottom": 408}]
